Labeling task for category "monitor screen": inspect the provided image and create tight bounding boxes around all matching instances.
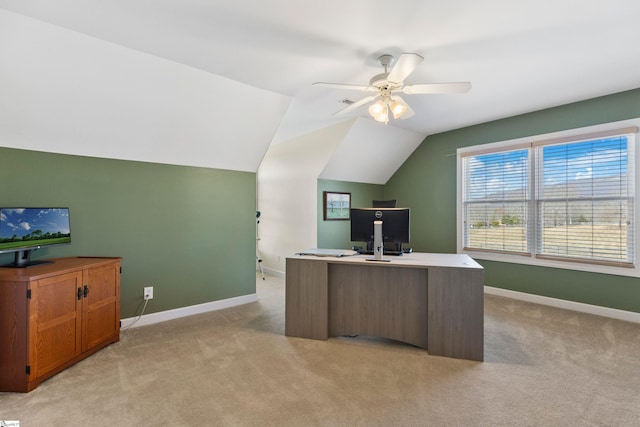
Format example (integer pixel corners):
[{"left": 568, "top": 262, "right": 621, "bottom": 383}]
[
  {"left": 350, "top": 208, "right": 410, "bottom": 244},
  {"left": 0, "top": 208, "right": 71, "bottom": 267}
]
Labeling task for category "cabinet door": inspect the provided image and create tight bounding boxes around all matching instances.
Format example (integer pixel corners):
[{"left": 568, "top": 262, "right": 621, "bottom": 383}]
[
  {"left": 82, "top": 261, "right": 120, "bottom": 352},
  {"left": 29, "top": 271, "right": 83, "bottom": 379}
]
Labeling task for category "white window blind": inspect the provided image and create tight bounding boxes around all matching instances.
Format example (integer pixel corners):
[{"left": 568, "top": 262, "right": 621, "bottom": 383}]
[
  {"left": 460, "top": 125, "right": 637, "bottom": 269},
  {"left": 536, "top": 134, "right": 635, "bottom": 266},
  {"left": 462, "top": 148, "right": 530, "bottom": 254}
]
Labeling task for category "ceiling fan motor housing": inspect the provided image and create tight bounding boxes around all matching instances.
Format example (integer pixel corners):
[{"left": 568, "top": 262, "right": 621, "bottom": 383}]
[
  {"left": 370, "top": 54, "right": 400, "bottom": 89},
  {"left": 370, "top": 73, "right": 402, "bottom": 90},
  {"left": 377, "top": 54, "right": 394, "bottom": 68}
]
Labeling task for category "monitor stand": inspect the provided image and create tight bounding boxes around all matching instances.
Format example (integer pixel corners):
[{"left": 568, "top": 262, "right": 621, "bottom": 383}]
[
  {"left": 366, "top": 220, "right": 391, "bottom": 262},
  {"left": 1, "top": 250, "right": 53, "bottom": 268}
]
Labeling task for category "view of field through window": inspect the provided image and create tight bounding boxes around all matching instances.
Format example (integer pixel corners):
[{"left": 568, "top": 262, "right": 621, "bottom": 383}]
[{"left": 462, "top": 133, "right": 634, "bottom": 264}]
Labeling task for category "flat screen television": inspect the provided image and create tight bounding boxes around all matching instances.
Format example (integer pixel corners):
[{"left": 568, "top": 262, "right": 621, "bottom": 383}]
[
  {"left": 350, "top": 208, "right": 410, "bottom": 251},
  {"left": 0, "top": 208, "right": 71, "bottom": 268}
]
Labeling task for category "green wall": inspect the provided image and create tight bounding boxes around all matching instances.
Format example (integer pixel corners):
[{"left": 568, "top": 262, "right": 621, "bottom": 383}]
[
  {"left": 317, "top": 179, "right": 384, "bottom": 249},
  {"left": 385, "top": 88, "right": 640, "bottom": 312},
  {"left": 0, "top": 148, "right": 257, "bottom": 317}
]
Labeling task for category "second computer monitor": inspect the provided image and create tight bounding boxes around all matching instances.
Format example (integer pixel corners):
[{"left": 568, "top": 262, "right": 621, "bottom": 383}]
[{"left": 372, "top": 199, "right": 397, "bottom": 208}]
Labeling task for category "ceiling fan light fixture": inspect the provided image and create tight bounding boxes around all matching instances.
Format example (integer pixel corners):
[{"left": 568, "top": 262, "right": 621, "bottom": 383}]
[
  {"left": 315, "top": 52, "right": 471, "bottom": 123},
  {"left": 373, "top": 105, "right": 389, "bottom": 124},
  {"left": 369, "top": 99, "right": 390, "bottom": 123},
  {"left": 389, "top": 100, "right": 407, "bottom": 119},
  {"left": 368, "top": 100, "right": 386, "bottom": 116}
]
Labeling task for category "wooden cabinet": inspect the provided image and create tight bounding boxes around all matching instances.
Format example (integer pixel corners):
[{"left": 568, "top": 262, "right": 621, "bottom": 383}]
[{"left": 0, "top": 257, "right": 121, "bottom": 392}]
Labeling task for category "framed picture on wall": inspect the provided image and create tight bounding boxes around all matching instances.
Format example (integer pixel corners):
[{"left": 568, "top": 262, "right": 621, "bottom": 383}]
[{"left": 323, "top": 191, "right": 351, "bottom": 220}]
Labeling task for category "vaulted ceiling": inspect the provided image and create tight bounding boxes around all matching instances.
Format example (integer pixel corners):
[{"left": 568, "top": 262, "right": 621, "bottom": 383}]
[{"left": 1, "top": 1, "right": 640, "bottom": 183}]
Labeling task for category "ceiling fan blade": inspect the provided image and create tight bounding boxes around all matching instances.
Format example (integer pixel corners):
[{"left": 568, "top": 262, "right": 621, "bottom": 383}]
[
  {"left": 332, "top": 95, "right": 378, "bottom": 116},
  {"left": 390, "top": 95, "right": 415, "bottom": 120},
  {"left": 313, "top": 82, "right": 377, "bottom": 92},
  {"left": 401, "top": 82, "right": 472, "bottom": 95},
  {"left": 386, "top": 53, "right": 424, "bottom": 84}
]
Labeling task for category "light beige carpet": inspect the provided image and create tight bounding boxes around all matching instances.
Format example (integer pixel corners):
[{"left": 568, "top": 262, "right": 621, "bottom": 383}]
[{"left": 1, "top": 273, "right": 640, "bottom": 426}]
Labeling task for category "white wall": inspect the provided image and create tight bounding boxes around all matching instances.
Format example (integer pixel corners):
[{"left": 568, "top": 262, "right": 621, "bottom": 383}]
[
  {"left": 0, "top": 9, "right": 289, "bottom": 172},
  {"left": 319, "top": 119, "right": 424, "bottom": 185},
  {"left": 257, "top": 120, "right": 355, "bottom": 273}
]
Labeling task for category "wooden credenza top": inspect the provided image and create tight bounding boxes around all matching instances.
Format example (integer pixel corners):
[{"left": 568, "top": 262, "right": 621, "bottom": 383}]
[
  {"left": 0, "top": 256, "right": 122, "bottom": 282},
  {"left": 287, "top": 252, "right": 483, "bottom": 270}
]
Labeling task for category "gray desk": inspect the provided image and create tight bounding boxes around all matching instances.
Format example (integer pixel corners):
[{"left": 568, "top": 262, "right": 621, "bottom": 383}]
[{"left": 285, "top": 252, "right": 484, "bottom": 361}]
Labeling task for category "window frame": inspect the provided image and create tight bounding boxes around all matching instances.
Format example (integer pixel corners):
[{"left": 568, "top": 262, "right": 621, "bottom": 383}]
[{"left": 457, "top": 118, "right": 640, "bottom": 277}]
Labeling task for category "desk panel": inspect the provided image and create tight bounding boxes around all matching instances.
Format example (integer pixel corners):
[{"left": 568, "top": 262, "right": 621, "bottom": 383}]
[
  {"left": 428, "top": 267, "right": 484, "bottom": 361},
  {"left": 285, "top": 258, "right": 328, "bottom": 340},
  {"left": 328, "top": 264, "right": 428, "bottom": 348}
]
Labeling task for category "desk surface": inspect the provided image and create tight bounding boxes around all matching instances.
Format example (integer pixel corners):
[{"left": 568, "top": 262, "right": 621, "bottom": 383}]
[{"left": 288, "top": 252, "right": 483, "bottom": 270}]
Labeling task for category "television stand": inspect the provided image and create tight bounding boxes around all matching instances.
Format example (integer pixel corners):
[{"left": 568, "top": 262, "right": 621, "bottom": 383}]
[{"left": 0, "top": 256, "right": 121, "bottom": 392}]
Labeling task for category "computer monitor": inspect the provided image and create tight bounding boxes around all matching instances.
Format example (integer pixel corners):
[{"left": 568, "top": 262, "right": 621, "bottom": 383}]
[
  {"left": 372, "top": 200, "right": 397, "bottom": 208},
  {"left": 350, "top": 208, "right": 410, "bottom": 254}
]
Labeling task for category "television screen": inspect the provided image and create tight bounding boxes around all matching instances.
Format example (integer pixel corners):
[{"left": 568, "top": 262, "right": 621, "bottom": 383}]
[
  {"left": 350, "top": 208, "right": 410, "bottom": 244},
  {"left": 0, "top": 208, "right": 71, "bottom": 267}
]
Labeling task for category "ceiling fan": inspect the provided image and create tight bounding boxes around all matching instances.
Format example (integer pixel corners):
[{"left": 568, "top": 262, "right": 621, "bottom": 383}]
[{"left": 313, "top": 53, "right": 471, "bottom": 123}]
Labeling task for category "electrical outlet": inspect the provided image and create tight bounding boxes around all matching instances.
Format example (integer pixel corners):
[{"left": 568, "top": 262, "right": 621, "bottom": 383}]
[{"left": 143, "top": 286, "right": 153, "bottom": 300}]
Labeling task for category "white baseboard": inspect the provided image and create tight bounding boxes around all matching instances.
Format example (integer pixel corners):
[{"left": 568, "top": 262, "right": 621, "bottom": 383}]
[
  {"left": 121, "top": 293, "right": 258, "bottom": 329},
  {"left": 120, "top": 283, "right": 640, "bottom": 329},
  {"left": 485, "top": 286, "right": 640, "bottom": 324},
  {"left": 261, "top": 266, "right": 285, "bottom": 277}
]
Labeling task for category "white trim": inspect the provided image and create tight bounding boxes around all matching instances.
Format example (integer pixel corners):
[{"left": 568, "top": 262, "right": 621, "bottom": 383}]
[
  {"left": 485, "top": 286, "right": 640, "bottom": 324},
  {"left": 262, "top": 266, "right": 285, "bottom": 277},
  {"left": 120, "top": 293, "right": 258, "bottom": 329},
  {"left": 119, "top": 280, "right": 640, "bottom": 330}
]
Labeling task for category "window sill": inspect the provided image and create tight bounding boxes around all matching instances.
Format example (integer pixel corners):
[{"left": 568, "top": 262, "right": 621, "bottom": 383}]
[{"left": 461, "top": 249, "right": 640, "bottom": 278}]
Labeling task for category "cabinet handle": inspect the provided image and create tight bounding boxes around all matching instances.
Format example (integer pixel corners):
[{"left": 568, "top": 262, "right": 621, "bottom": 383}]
[
  {"left": 83, "top": 285, "right": 89, "bottom": 298},
  {"left": 77, "top": 287, "right": 83, "bottom": 300}
]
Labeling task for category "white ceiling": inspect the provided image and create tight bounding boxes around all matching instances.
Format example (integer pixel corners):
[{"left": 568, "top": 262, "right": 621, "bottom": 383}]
[{"left": 2, "top": 1, "right": 640, "bottom": 180}]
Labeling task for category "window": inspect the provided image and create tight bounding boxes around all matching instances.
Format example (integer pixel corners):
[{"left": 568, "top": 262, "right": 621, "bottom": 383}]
[
  {"left": 536, "top": 135, "right": 634, "bottom": 266},
  {"left": 459, "top": 122, "right": 638, "bottom": 272},
  {"left": 463, "top": 148, "right": 530, "bottom": 254}
]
